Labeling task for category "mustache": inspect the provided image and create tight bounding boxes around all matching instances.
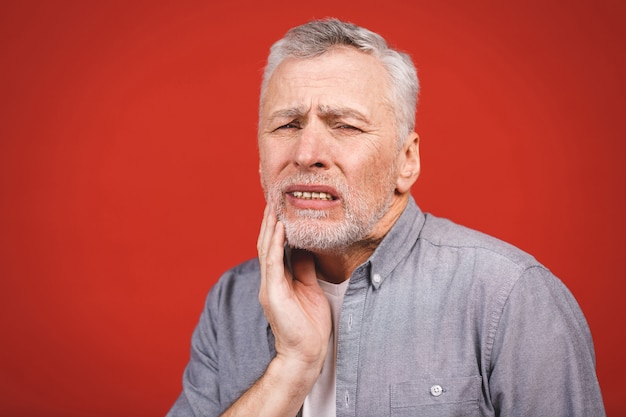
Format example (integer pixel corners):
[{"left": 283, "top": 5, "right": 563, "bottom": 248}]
[{"left": 277, "top": 173, "right": 347, "bottom": 195}]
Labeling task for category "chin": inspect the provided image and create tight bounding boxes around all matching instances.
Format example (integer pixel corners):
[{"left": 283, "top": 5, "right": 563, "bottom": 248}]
[{"left": 282, "top": 218, "right": 366, "bottom": 252}]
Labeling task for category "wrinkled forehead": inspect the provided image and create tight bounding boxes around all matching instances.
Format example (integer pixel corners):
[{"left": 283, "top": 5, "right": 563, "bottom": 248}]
[{"left": 259, "top": 48, "right": 394, "bottom": 121}]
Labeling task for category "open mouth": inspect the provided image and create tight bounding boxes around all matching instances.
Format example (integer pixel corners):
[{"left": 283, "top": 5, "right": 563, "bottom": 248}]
[{"left": 289, "top": 191, "right": 336, "bottom": 201}]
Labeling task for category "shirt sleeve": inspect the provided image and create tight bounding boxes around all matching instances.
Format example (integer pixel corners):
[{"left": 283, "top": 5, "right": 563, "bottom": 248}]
[
  {"left": 487, "top": 266, "right": 605, "bottom": 416},
  {"left": 167, "top": 285, "right": 224, "bottom": 417}
]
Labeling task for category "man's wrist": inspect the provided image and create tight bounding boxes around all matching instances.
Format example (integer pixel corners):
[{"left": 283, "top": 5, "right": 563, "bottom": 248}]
[
  {"left": 220, "top": 356, "right": 320, "bottom": 417},
  {"left": 267, "top": 354, "right": 323, "bottom": 397}
]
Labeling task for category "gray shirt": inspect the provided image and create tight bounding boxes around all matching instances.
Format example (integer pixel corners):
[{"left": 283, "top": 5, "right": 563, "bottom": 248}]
[{"left": 168, "top": 198, "right": 605, "bottom": 416}]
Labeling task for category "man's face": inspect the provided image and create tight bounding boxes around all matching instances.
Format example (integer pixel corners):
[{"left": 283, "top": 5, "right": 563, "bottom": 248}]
[{"left": 258, "top": 47, "right": 403, "bottom": 251}]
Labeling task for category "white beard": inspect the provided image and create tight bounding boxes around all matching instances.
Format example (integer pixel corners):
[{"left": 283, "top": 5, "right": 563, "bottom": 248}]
[{"left": 265, "top": 172, "right": 396, "bottom": 252}]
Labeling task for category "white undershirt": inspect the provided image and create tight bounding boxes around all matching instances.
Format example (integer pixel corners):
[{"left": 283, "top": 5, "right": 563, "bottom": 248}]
[{"left": 302, "top": 279, "right": 350, "bottom": 417}]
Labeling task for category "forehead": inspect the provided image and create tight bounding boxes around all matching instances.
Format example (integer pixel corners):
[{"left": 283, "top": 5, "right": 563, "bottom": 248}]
[{"left": 260, "top": 47, "right": 391, "bottom": 117}]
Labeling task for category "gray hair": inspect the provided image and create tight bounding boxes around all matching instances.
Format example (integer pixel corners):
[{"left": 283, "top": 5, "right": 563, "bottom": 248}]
[{"left": 259, "top": 18, "right": 419, "bottom": 145}]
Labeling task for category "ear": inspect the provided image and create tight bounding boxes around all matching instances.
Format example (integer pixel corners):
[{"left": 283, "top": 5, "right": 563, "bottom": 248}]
[{"left": 396, "top": 132, "right": 420, "bottom": 194}]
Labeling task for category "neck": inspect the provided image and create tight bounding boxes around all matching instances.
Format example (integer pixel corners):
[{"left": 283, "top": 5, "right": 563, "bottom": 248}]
[{"left": 311, "top": 193, "right": 409, "bottom": 284}]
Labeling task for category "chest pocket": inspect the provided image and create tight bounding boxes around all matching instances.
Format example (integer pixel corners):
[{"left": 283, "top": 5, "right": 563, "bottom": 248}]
[{"left": 390, "top": 376, "right": 481, "bottom": 417}]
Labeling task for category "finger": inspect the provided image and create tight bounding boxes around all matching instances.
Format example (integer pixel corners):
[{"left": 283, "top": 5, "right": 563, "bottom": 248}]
[
  {"left": 259, "top": 208, "right": 287, "bottom": 307},
  {"left": 258, "top": 205, "right": 273, "bottom": 304},
  {"left": 257, "top": 204, "right": 272, "bottom": 256},
  {"left": 265, "top": 219, "right": 287, "bottom": 287},
  {"left": 258, "top": 205, "right": 278, "bottom": 280},
  {"left": 259, "top": 221, "right": 289, "bottom": 314}
]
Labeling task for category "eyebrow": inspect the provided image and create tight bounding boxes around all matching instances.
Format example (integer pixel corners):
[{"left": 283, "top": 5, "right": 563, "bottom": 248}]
[
  {"left": 268, "top": 105, "right": 370, "bottom": 123},
  {"left": 268, "top": 106, "right": 309, "bottom": 121},
  {"left": 317, "top": 105, "right": 370, "bottom": 123}
]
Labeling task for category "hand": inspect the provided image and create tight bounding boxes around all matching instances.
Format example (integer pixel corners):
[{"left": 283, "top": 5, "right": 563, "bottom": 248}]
[
  {"left": 219, "top": 207, "right": 333, "bottom": 416},
  {"left": 257, "top": 205, "right": 332, "bottom": 376}
]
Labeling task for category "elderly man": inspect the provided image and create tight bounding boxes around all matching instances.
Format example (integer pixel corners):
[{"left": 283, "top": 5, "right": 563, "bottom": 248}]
[{"left": 168, "top": 19, "right": 605, "bottom": 417}]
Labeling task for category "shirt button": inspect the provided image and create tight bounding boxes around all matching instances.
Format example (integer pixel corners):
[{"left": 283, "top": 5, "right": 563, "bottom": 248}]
[
  {"left": 430, "top": 385, "right": 443, "bottom": 397},
  {"left": 372, "top": 273, "right": 381, "bottom": 284}
]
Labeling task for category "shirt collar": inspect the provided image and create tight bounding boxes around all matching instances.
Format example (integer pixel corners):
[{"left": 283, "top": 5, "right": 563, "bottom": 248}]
[{"left": 365, "top": 196, "right": 425, "bottom": 289}]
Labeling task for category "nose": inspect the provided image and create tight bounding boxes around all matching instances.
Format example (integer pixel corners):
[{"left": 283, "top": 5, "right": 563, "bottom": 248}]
[{"left": 293, "top": 123, "right": 331, "bottom": 171}]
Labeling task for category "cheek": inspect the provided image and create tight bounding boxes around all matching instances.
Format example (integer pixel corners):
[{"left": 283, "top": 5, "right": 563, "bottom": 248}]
[
  {"left": 259, "top": 156, "right": 279, "bottom": 180},
  {"left": 258, "top": 163, "right": 275, "bottom": 194},
  {"left": 258, "top": 142, "right": 276, "bottom": 172},
  {"left": 361, "top": 156, "right": 398, "bottom": 191},
  {"left": 259, "top": 150, "right": 288, "bottom": 194},
  {"left": 260, "top": 143, "right": 300, "bottom": 186}
]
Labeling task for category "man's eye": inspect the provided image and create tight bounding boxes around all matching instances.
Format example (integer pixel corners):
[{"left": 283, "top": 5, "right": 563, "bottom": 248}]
[
  {"left": 276, "top": 122, "right": 300, "bottom": 130},
  {"left": 337, "top": 124, "right": 362, "bottom": 132}
]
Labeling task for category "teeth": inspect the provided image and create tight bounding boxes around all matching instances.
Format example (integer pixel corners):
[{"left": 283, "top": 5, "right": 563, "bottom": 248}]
[{"left": 291, "top": 191, "right": 333, "bottom": 200}]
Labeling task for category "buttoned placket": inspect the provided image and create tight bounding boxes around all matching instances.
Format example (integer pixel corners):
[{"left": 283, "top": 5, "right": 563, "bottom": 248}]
[{"left": 334, "top": 263, "right": 375, "bottom": 417}]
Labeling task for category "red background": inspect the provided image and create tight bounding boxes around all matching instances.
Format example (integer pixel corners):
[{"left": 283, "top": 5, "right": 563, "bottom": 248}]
[{"left": 1, "top": 1, "right": 625, "bottom": 416}]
